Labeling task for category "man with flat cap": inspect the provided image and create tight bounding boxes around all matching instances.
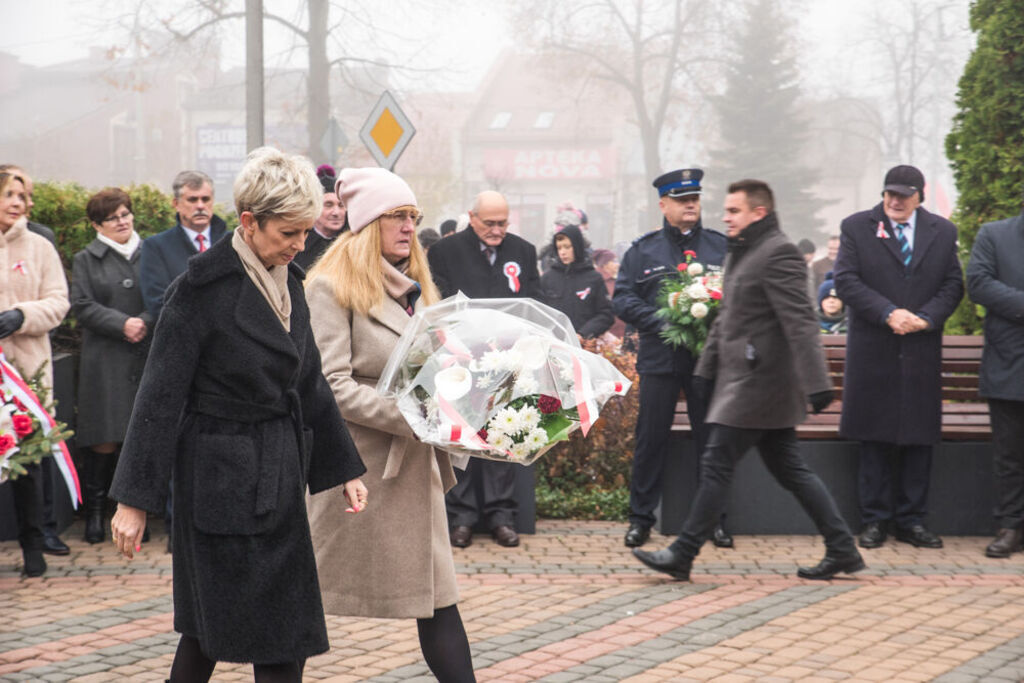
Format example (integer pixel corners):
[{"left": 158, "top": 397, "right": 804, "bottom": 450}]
[
  {"left": 613, "top": 168, "right": 730, "bottom": 548},
  {"left": 834, "top": 164, "right": 964, "bottom": 550}
]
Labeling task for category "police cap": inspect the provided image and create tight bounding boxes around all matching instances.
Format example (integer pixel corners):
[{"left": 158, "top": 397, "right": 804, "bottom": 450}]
[{"left": 653, "top": 168, "right": 703, "bottom": 198}]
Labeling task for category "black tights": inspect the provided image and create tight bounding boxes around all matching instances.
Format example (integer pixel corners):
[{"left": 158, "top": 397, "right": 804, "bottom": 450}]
[
  {"left": 168, "top": 634, "right": 305, "bottom": 683},
  {"left": 416, "top": 604, "right": 476, "bottom": 682}
]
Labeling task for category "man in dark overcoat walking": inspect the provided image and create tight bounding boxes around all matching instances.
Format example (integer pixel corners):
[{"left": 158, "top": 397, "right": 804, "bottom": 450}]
[
  {"left": 834, "top": 165, "right": 964, "bottom": 550},
  {"left": 427, "top": 190, "right": 540, "bottom": 548},
  {"left": 612, "top": 168, "right": 730, "bottom": 549},
  {"left": 633, "top": 179, "right": 863, "bottom": 581},
  {"left": 966, "top": 191, "right": 1024, "bottom": 558}
]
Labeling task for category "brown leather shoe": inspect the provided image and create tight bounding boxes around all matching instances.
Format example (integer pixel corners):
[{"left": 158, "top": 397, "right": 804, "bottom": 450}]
[
  {"left": 450, "top": 525, "right": 473, "bottom": 548},
  {"left": 492, "top": 525, "right": 519, "bottom": 547},
  {"left": 985, "top": 528, "right": 1023, "bottom": 558}
]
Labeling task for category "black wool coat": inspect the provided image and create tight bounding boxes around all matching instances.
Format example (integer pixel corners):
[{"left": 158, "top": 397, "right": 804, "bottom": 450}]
[
  {"left": 70, "top": 239, "right": 153, "bottom": 447},
  {"left": 540, "top": 225, "right": 614, "bottom": 338},
  {"left": 834, "top": 203, "right": 964, "bottom": 444},
  {"left": 138, "top": 215, "right": 228, "bottom": 321},
  {"left": 110, "top": 236, "right": 365, "bottom": 664},
  {"left": 427, "top": 226, "right": 541, "bottom": 299},
  {"left": 966, "top": 213, "right": 1024, "bottom": 401}
]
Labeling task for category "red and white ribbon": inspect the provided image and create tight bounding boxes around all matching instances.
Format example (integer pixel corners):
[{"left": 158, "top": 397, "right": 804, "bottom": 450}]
[
  {"left": 0, "top": 346, "right": 80, "bottom": 508},
  {"left": 571, "top": 356, "right": 600, "bottom": 437},
  {"left": 12, "top": 260, "right": 27, "bottom": 275},
  {"left": 434, "top": 328, "right": 473, "bottom": 362},
  {"left": 876, "top": 221, "right": 889, "bottom": 239},
  {"left": 503, "top": 262, "right": 521, "bottom": 293}
]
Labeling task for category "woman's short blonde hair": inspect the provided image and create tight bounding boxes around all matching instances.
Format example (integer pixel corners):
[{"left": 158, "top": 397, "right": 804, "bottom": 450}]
[{"left": 233, "top": 147, "right": 322, "bottom": 226}]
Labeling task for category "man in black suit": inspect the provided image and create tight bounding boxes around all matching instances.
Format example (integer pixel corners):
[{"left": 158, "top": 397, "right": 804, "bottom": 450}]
[
  {"left": 139, "top": 171, "right": 228, "bottom": 321},
  {"left": 427, "top": 190, "right": 540, "bottom": 548},
  {"left": 138, "top": 170, "right": 227, "bottom": 550},
  {"left": 835, "top": 165, "right": 964, "bottom": 550},
  {"left": 966, "top": 189, "right": 1024, "bottom": 558}
]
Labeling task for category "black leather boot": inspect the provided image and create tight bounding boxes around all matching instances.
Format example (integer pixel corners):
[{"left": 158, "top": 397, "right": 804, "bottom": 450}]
[{"left": 84, "top": 450, "right": 115, "bottom": 544}]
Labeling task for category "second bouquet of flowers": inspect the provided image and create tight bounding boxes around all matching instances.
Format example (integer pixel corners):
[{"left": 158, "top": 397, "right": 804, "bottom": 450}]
[
  {"left": 656, "top": 249, "right": 724, "bottom": 354},
  {"left": 377, "top": 295, "right": 631, "bottom": 465}
]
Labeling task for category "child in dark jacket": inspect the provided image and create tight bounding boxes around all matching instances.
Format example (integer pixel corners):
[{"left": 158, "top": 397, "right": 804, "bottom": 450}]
[
  {"left": 817, "top": 273, "right": 848, "bottom": 333},
  {"left": 540, "top": 224, "right": 614, "bottom": 338}
]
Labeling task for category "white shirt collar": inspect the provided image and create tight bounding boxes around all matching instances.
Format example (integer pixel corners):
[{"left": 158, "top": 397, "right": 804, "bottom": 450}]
[{"left": 180, "top": 224, "right": 212, "bottom": 251}]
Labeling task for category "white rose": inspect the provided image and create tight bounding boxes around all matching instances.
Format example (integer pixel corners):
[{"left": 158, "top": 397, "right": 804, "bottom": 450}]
[
  {"left": 686, "top": 283, "right": 709, "bottom": 301},
  {"left": 690, "top": 302, "right": 709, "bottom": 319},
  {"left": 687, "top": 262, "right": 704, "bottom": 276}
]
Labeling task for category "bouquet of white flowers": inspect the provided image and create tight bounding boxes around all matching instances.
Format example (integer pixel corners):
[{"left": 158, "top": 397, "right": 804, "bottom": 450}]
[{"left": 377, "top": 295, "right": 631, "bottom": 465}]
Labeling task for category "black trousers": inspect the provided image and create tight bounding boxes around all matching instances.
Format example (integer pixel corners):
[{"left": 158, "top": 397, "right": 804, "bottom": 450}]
[
  {"left": 446, "top": 458, "right": 516, "bottom": 529},
  {"left": 858, "top": 441, "right": 933, "bottom": 528},
  {"left": 10, "top": 464, "right": 45, "bottom": 552},
  {"left": 989, "top": 398, "right": 1024, "bottom": 529},
  {"left": 671, "top": 425, "right": 856, "bottom": 559},
  {"left": 629, "top": 372, "right": 711, "bottom": 528}
]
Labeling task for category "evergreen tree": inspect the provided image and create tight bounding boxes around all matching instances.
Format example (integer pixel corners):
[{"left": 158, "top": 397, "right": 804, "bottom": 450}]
[
  {"left": 944, "top": 0, "right": 1024, "bottom": 333},
  {"left": 709, "top": 0, "right": 825, "bottom": 241}
]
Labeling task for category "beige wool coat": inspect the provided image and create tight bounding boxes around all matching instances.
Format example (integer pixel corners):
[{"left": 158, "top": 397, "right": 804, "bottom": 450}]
[
  {"left": 0, "top": 217, "right": 70, "bottom": 392},
  {"left": 305, "top": 276, "right": 458, "bottom": 619}
]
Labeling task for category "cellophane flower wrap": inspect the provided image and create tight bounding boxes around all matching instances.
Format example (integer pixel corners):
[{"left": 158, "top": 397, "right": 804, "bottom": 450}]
[
  {"left": 656, "top": 249, "right": 724, "bottom": 354},
  {"left": 0, "top": 348, "right": 78, "bottom": 505},
  {"left": 377, "top": 295, "right": 631, "bottom": 465}
]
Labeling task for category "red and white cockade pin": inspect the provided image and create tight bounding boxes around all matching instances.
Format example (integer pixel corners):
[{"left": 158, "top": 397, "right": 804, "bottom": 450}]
[
  {"left": 875, "top": 221, "right": 889, "bottom": 239},
  {"left": 503, "top": 261, "right": 522, "bottom": 293},
  {"left": 12, "top": 260, "right": 27, "bottom": 274}
]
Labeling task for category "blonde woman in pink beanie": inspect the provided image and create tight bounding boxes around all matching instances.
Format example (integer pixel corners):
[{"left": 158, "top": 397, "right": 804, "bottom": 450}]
[{"left": 306, "top": 167, "right": 476, "bottom": 682}]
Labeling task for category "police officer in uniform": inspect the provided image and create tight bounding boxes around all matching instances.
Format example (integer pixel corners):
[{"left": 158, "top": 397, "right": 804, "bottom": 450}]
[{"left": 613, "top": 168, "right": 730, "bottom": 548}]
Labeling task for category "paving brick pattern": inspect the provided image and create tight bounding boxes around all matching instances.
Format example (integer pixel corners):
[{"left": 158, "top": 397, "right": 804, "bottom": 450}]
[{"left": 1, "top": 520, "right": 1022, "bottom": 681}]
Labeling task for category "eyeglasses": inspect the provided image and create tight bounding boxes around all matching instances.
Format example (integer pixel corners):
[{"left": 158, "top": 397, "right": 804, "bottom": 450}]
[
  {"left": 101, "top": 211, "right": 133, "bottom": 224},
  {"left": 381, "top": 209, "right": 423, "bottom": 226}
]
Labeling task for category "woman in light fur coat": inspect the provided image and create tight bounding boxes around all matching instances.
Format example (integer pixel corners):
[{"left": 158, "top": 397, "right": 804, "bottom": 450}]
[{"left": 306, "top": 167, "right": 475, "bottom": 683}]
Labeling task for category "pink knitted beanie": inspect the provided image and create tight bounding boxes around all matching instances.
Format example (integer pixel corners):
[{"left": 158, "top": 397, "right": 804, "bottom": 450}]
[{"left": 335, "top": 167, "right": 417, "bottom": 234}]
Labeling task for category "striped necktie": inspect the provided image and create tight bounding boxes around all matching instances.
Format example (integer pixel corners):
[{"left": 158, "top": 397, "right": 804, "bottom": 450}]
[{"left": 894, "top": 223, "right": 911, "bottom": 266}]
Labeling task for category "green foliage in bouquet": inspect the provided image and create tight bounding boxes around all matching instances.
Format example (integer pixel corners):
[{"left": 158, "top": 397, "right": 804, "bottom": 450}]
[
  {"left": 654, "top": 250, "right": 723, "bottom": 355},
  {"left": 1, "top": 363, "right": 74, "bottom": 481}
]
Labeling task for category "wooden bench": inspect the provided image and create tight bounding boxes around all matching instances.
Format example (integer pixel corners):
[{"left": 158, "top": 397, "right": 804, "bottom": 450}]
[{"left": 671, "top": 334, "right": 990, "bottom": 441}]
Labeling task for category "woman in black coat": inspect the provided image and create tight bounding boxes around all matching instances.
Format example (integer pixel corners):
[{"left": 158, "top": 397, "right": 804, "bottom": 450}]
[
  {"left": 109, "top": 148, "right": 367, "bottom": 683},
  {"left": 71, "top": 187, "right": 153, "bottom": 544},
  {"left": 539, "top": 224, "right": 614, "bottom": 338}
]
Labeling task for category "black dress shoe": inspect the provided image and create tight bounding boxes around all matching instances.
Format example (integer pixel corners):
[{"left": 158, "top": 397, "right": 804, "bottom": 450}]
[
  {"left": 797, "top": 552, "right": 866, "bottom": 580},
  {"left": 450, "top": 525, "right": 473, "bottom": 548},
  {"left": 985, "top": 528, "right": 1023, "bottom": 558},
  {"left": 858, "top": 522, "right": 886, "bottom": 549},
  {"left": 632, "top": 547, "right": 692, "bottom": 581},
  {"left": 624, "top": 524, "right": 650, "bottom": 548},
  {"left": 712, "top": 524, "right": 734, "bottom": 549},
  {"left": 42, "top": 533, "right": 70, "bottom": 556},
  {"left": 893, "top": 524, "right": 943, "bottom": 548},
  {"left": 492, "top": 525, "right": 519, "bottom": 547},
  {"left": 22, "top": 550, "right": 47, "bottom": 577}
]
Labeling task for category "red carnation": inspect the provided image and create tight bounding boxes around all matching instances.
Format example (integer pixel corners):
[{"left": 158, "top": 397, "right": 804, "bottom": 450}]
[
  {"left": 477, "top": 428, "right": 488, "bottom": 441},
  {"left": 0, "top": 434, "right": 15, "bottom": 454},
  {"left": 683, "top": 250, "right": 697, "bottom": 259},
  {"left": 709, "top": 290, "right": 722, "bottom": 301},
  {"left": 676, "top": 263, "right": 686, "bottom": 272},
  {"left": 12, "top": 414, "right": 33, "bottom": 437},
  {"left": 538, "top": 395, "right": 562, "bottom": 414}
]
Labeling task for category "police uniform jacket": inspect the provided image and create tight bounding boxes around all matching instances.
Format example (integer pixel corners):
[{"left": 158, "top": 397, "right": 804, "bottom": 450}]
[
  {"left": 110, "top": 236, "right": 365, "bottom": 664},
  {"left": 834, "top": 203, "right": 963, "bottom": 444},
  {"left": 695, "top": 213, "right": 831, "bottom": 429},
  {"left": 427, "top": 226, "right": 541, "bottom": 299},
  {"left": 613, "top": 220, "right": 727, "bottom": 374},
  {"left": 70, "top": 238, "right": 153, "bottom": 447},
  {"left": 539, "top": 225, "right": 614, "bottom": 338}
]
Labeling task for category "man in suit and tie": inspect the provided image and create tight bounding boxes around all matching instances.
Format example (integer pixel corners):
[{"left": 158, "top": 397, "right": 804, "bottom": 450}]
[
  {"left": 834, "top": 165, "right": 964, "bottom": 550},
  {"left": 139, "top": 171, "right": 228, "bottom": 321},
  {"left": 138, "top": 170, "right": 228, "bottom": 551}
]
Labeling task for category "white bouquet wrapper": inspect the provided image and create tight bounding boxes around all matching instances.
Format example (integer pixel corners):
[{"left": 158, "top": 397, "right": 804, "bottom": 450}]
[{"left": 377, "top": 294, "right": 631, "bottom": 465}]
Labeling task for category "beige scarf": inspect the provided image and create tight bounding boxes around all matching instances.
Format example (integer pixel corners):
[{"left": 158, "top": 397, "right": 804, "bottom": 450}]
[
  {"left": 232, "top": 228, "right": 292, "bottom": 332},
  {"left": 381, "top": 257, "right": 418, "bottom": 311}
]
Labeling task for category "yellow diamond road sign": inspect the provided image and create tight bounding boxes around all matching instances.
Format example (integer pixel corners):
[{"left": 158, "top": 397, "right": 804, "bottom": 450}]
[{"left": 359, "top": 91, "right": 416, "bottom": 170}]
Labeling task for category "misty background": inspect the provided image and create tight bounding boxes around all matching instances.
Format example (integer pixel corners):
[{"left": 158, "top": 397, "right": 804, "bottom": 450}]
[{"left": 1, "top": 0, "right": 975, "bottom": 253}]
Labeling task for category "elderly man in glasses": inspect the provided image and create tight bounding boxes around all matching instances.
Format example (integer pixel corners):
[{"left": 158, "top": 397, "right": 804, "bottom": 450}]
[{"left": 427, "top": 190, "right": 541, "bottom": 549}]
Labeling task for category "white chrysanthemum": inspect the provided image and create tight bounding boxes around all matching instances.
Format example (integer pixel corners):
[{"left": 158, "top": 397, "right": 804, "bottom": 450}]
[
  {"left": 488, "top": 432, "right": 513, "bottom": 450},
  {"left": 513, "top": 373, "right": 538, "bottom": 395},
  {"left": 686, "top": 282, "right": 709, "bottom": 301},
  {"left": 490, "top": 406, "right": 522, "bottom": 435},
  {"left": 558, "top": 361, "right": 575, "bottom": 383},
  {"left": 524, "top": 428, "right": 548, "bottom": 449},
  {"left": 478, "top": 350, "right": 506, "bottom": 373},
  {"left": 687, "top": 262, "right": 704, "bottom": 276},
  {"left": 510, "top": 441, "right": 533, "bottom": 461},
  {"left": 690, "top": 302, "right": 709, "bottom": 319},
  {"left": 518, "top": 406, "right": 541, "bottom": 432},
  {"left": 502, "top": 349, "right": 524, "bottom": 370}
]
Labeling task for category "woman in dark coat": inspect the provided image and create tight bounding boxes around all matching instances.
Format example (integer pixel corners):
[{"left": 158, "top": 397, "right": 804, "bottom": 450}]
[
  {"left": 71, "top": 187, "right": 153, "bottom": 544},
  {"left": 540, "top": 224, "right": 614, "bottom": 338},
  {"left": 109, "top": 147, "right": 367, "bottom": 683}
]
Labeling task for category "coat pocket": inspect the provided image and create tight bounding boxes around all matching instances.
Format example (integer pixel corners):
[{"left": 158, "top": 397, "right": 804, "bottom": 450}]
[{"left": 192, "top": 433, "right": 270, "bottom": 536}]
